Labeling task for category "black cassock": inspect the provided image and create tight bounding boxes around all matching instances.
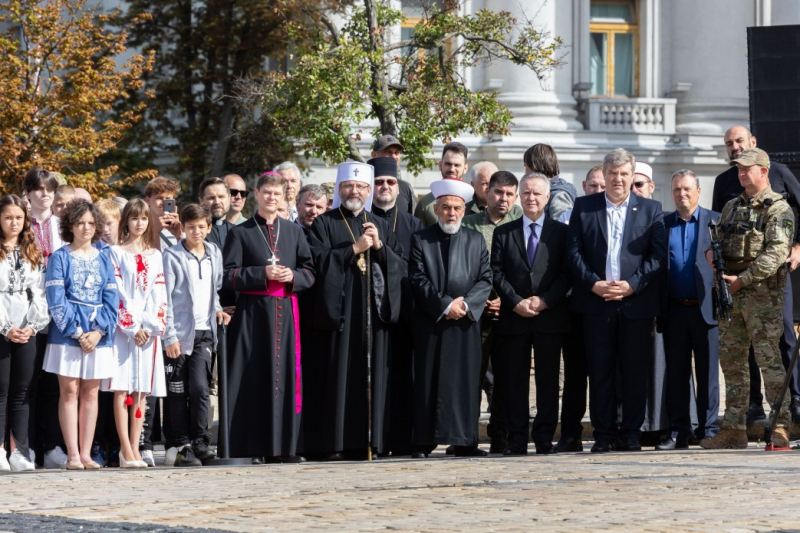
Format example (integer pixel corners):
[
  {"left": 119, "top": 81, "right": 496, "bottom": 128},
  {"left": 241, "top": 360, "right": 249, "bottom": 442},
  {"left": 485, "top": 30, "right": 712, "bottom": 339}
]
[
  {"left": 372, "top": 205, "right": 423, "bottom": 454},
  {"left": 305, "top": 206, "right": 405, "bottom": 455},
  {"left": 409, "top": 225, "right": 492, "bottom": 448},
  {"left": 223, "top": 214, "right": 315, "bottom": 458}
]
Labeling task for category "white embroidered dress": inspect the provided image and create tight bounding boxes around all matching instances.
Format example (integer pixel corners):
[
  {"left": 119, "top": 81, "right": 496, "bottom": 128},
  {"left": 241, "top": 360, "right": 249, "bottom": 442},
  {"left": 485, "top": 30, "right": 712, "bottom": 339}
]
[{"left": 102, "top": 247, "right": 168, "bottom": 396}]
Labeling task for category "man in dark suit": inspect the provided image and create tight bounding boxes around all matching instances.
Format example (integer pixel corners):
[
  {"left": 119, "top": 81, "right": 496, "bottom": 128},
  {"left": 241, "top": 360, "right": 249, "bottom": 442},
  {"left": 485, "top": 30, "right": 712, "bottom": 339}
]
[
  {"left": 711, "top": 125, "right": 800, "bottom": 424},
  {"left": 567, "top": 148, "right": 667, "bottom": 453},
  {"left": 656, "top": 170, "right": 720, "bottom": 450},
  {"left": 491, "top": 173, "right": 571, "bottom": 455}
]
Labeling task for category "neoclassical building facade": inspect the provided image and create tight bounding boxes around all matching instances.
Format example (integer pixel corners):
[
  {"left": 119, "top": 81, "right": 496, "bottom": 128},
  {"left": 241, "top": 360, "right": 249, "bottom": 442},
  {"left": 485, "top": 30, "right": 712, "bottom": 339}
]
[{"left": 309, "top": 0, "right": 800, "bottom": 208}]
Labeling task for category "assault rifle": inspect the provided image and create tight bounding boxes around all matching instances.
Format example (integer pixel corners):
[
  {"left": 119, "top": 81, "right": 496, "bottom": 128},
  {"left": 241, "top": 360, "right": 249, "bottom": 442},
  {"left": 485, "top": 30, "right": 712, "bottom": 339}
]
[{"left": 709, "top": 220, "right": 734, "bottom": 322}]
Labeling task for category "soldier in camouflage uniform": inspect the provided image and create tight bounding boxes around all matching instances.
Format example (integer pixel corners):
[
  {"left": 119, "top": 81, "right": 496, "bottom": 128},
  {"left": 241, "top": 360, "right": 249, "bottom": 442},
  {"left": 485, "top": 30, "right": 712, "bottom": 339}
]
[{"left": 700, "top": 148, "right": 795, "bottom": 449}]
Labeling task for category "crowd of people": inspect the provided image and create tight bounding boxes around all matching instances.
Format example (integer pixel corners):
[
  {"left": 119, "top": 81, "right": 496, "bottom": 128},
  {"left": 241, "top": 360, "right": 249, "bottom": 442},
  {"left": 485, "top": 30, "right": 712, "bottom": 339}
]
[{"left": 1, "top": 126, "right": 798, "bottom": 472}]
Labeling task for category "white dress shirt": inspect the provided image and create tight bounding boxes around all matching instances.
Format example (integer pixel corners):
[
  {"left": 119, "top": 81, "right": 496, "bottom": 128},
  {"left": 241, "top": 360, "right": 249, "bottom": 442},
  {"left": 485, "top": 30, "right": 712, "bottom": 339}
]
[
  {"left": 604, "top": 193, "right": 630, "bottom": 281},
  {"left": 522, "top": 212, "right": 544, "bottom": 253}
]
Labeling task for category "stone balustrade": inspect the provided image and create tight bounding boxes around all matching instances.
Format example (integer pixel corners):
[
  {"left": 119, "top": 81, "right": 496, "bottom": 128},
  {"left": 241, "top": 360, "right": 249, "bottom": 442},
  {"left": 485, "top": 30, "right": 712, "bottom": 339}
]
[{"left": 583, "top": 97, "right": 677, "bottom": 134}]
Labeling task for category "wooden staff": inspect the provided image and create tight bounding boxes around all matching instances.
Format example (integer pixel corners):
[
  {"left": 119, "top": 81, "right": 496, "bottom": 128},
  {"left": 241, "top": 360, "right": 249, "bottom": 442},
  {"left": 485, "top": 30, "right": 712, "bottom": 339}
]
[{"left": 365, "top": 247, "right": 373, "bottom": 461}]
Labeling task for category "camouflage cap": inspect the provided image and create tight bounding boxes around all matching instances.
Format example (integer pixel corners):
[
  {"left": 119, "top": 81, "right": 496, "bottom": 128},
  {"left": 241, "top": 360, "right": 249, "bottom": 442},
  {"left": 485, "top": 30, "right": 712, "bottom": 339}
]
[
  {"left": 731, "top": 147, "right": 770, "bottom": 169},
  {"left": 321, "top": 181, "right": 336, "bottom": 201}
]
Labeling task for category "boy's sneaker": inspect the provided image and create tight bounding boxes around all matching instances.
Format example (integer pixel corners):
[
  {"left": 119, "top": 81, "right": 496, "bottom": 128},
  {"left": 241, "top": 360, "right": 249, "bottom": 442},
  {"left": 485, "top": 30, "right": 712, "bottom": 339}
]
[
  {"left": 28, "top": 449, "right": 35, "bottom": 464},
  {"left": 175, "top": 446, "right": 202, "bottom": 467},
  {"left": 90, "top": 445, "right": 105, "bottom": 467},
  {"left": 164, "top": 447, "right": 179, "bottom": 467},
  {"left": 141, "top": 449, "right": 155, "bottom": 467},
  {"left": 43, "top": 446, "right": 68, "bottom": 469},
  {"left": 0, "top": 448, "right": 10, "bottom": 472},
  {"left": 193, "top": 441, "right": 215, "bottom": 461},
  {"left": 9, "top": 449, "right": 36, "bottom": 472}
]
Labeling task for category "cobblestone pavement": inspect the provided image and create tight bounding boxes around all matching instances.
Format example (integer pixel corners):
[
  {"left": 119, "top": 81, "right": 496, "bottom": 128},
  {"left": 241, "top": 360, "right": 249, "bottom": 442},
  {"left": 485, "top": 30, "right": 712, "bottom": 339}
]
[{"left": 2, "top": 445, "right": 800, "bottom": 532}]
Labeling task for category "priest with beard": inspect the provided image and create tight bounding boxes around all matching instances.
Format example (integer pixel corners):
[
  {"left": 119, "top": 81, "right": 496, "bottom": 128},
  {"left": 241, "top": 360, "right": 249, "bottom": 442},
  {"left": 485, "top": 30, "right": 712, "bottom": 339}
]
[
  {"left": 306, "top": 162, "right": 406, "bottom": 460},
  {"left": 222, "top": 172, "right": 315, "bottom": 463},
  {"left": 409, "top": 178, "right": 493, "bottom": 458},
  {"left": 368, "top": 157, "right": 422, "bottom": 456}
]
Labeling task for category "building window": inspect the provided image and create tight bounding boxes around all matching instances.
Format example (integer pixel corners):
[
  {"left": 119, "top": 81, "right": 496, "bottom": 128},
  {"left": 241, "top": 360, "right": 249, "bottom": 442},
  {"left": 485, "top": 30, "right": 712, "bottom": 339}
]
[
  {"left": 589, "top": 0, "right": 639, "bottom": 97},
  {"left": 400, "top": 0, "right": 446, "bottom": 58}
]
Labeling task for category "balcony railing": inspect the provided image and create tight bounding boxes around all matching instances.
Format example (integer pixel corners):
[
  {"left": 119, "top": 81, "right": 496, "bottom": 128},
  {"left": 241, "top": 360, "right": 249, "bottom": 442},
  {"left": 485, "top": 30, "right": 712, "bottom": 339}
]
[{"left": 583, "top": 97, "right": 677, "bottom": 133}]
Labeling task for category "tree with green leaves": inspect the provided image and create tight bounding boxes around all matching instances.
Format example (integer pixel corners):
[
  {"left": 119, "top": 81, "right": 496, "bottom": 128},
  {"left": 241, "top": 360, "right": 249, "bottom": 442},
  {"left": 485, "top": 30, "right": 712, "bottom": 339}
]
[
  {"left": 118, "top": 0, "right": 342, "bottom": 197},
  {"left": 0, "top": 0, "right": 155, "bottom": 197},
  {"left": 234, "top": 0, "right": 565, "bottom": 175}
]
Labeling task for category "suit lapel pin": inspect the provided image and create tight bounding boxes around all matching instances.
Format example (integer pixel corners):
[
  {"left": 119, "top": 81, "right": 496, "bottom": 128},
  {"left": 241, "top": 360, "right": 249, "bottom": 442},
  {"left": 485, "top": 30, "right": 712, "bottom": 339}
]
[{"left": 632, "top": 207, "right": 638, "bottom": 211}]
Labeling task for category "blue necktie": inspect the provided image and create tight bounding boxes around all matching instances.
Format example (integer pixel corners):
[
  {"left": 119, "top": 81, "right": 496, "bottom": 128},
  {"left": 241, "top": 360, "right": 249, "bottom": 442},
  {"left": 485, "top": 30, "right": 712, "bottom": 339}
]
[{"left": 527, "top": 223, "right": 538, "bottom": 266}]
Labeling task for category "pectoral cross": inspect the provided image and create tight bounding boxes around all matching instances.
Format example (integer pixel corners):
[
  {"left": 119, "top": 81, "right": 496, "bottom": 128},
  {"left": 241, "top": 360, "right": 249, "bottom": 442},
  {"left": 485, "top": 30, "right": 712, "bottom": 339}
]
[{"left": 269, "top": 256, "right": 279, "bottom": 266}]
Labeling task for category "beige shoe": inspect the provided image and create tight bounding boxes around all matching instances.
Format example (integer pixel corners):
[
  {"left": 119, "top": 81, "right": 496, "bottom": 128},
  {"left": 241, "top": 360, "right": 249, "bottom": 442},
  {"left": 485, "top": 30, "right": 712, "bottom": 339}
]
[
  {"left": 772, "top": 427, "right": 790, "bottom": 447},
  {"left": 699, "top": 428, "right": 748, "bottom": 449}
]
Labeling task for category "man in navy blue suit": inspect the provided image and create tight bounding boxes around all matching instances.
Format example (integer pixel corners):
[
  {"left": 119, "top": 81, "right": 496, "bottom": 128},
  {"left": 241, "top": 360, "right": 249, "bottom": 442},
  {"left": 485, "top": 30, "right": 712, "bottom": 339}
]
[
  {"left": 656, "top": 170, "right": 720, "bottom": 450},
  {"left": 567, "top": 148, "right": 667, "bottom": 453}
]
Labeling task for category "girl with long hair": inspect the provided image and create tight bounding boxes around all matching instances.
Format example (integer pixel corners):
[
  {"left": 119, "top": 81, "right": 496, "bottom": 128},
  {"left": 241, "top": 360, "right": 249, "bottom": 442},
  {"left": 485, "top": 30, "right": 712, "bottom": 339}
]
[
  {"left": 0, "top": 195, "right": 49, "bottom": 472},
  {"left": 102, "top": 198, "right": 167, "bottom": 468}
]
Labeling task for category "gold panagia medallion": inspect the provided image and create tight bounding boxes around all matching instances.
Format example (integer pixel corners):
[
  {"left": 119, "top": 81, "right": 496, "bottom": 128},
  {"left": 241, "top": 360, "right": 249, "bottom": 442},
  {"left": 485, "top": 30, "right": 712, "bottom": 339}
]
[{"left": 357, "top": 253, "right": 367, "bottom": 275}]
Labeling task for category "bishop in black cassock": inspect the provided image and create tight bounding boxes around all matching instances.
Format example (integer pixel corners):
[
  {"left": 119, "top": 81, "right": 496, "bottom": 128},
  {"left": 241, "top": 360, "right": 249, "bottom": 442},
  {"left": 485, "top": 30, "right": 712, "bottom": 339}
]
[
  {"left": 369, "top": 157, "right": 422, "bottom": 456},
  {"left": 223, "top": 172, "right": 315, "bottom": 462},
  {"left": 305, "top": 162, "right": 405, "bottom": 459},
  {"left": 409, "top": 179, "right": 493, "bottom": 457}
]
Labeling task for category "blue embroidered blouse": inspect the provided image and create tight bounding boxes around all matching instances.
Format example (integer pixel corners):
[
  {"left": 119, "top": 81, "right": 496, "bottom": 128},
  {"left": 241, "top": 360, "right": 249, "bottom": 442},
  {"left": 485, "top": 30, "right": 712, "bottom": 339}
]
[{"left": 45, "top": 246, "right": 118, "bottom": 348}]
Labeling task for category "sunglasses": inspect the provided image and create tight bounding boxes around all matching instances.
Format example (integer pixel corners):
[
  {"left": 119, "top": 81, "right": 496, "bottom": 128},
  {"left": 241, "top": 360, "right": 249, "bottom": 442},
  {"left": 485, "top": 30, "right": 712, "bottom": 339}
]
[
  {"left": 374, "top": 179, "right": 398, "bottom": 187},
  {"left": 230, "top": 189, "right": 248, "bottom": 198},
  {"left": 632, "top": 180, "right": 650, "bottom": 189}
]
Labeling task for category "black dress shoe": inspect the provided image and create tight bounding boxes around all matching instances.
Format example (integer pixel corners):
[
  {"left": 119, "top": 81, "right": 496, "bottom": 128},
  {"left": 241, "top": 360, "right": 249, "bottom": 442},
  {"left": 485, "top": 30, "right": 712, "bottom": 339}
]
[
  {"left": 614, "top": 439, "right": 642, "bottom": 452},
  {"left": 411, "top": 452, "right": 428, "bottom": 459},
  {"left": 281, "top": 455, "right": 306, "bottom": 463},
  {"left": 322, "top": 452, "right": 344, "bottom": 461},
  {"left": 251, "top": 457, "right": 264, "bottom": 465},
  {"left": 502, "top": 445, "right": 527, "bottom": 456},
  {"left": 454, "top": 446, "right": 488, "bottom": 457},
  {"left": 535, "top": 443, "right": 557, "bottom": 455},
  {"left": 791, "top": 397, "right": 800, "bottom": 424},
  {"left": 746, "top": 400, "right": 766, "bottom": 425},
  {"left": 554, "top": 437, "right": 583, "bottom": 452},
  {"left": 445, "top": 445, "right": 455, "bottom": 455},
  {"left": 655, "top": 437, "right": 688, "bottom": 451},
  {"left": 591, "top": 441, "right": 611, "bottom": 453},
  {"left": 489, "top": 438, "right": 509, "bottom": 454}
]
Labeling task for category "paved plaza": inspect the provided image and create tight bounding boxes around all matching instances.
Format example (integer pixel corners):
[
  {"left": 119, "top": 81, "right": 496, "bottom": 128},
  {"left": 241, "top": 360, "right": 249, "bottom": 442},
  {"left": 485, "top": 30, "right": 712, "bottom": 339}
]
[{"left": 2, "top": 444, "right": 800, "bottom": 532}]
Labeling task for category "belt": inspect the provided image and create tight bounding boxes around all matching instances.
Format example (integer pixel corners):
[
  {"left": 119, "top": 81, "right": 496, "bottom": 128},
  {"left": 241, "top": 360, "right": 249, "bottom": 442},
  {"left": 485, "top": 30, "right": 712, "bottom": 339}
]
[{"left": 670, "top": 298, "right": 699, "bottom": 307}]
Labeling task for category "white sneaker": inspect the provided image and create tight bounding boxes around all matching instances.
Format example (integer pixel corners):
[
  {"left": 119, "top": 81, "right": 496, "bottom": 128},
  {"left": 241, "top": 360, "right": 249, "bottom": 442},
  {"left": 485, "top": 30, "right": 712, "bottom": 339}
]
[
  {"left": 141, "top": 449, "right": 155, "bottom": 467},
  {"left": 9, "top": 449, "right": 35, "bottom": 472},
  {"left": 164, "top": 447, "right": 178, "bottom": 467},
  {"left": 28, "top": 448, "right": 35, "bottom": 464},
  {"left": 0, "top": 448, "right": 9, "bottom": 472},
  {"left": 43, "top": 446, "right": 68, "bottom": 469}
]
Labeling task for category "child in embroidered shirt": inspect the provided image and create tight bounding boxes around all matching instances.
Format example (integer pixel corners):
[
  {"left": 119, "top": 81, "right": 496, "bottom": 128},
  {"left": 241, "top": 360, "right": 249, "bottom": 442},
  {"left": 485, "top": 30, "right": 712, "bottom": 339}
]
[
  {"left": 0, "top": 195, "right": 49, "bottom": 472},
  {"left": 43, "top": 200, "right": 118, "bottom": 470},
  {"left": 102, "top": 198, "right": 167, "bottom": 469}
]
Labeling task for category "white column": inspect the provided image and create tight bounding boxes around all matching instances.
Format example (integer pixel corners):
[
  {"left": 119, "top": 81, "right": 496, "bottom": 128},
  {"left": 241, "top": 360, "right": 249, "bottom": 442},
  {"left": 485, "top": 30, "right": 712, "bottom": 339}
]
[
  {"left": 670, "top": 0, "right": 751, "bottom": 134},
  {"left": 481, "top": 0, "right": 583, "bottom": 132}
]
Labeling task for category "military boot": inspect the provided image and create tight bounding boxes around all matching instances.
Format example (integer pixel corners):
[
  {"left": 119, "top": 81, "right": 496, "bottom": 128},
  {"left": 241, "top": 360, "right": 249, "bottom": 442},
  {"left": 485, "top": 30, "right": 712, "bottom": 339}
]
[
  {"left": 772, "top": 427, "right": 790, "bottom": 448},
  {"left": 699, "top": 428, "right": 748, "bottom": 449}
]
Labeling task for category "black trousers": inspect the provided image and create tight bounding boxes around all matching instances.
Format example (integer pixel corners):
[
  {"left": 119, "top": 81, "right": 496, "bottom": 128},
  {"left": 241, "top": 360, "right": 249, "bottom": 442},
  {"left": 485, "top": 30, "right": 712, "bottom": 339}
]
[
  {"left": 495, "top": 330, "right": 562, "bottom": 447},
  {"left": 663, "top": 302, "right": 720, "bottom": 440},
  {"left": 583, "top": 305, "right": 653, "bottom": 443},
  {"left": 560, "top": 311, "right": 588, "bottom": 439},
  {"left": 29, "top": 332, "right": 63, "bottom": 460},
  {"left": 0, "top": 336, "right": 38, "bottom": 458},
  {"left": 749, "top": 273, "right": 800, "bottom": 403},
  {"left": 166, "top": 331, "right": 213, "bottom": 447},
  {"left": 482, "top": 318, "right": 506, "bottom": 441}
]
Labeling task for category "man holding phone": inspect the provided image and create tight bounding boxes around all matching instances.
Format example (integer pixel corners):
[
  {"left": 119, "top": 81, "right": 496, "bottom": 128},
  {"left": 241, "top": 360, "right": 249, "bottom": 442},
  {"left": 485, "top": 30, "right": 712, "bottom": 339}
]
[{"left": 141, "top": 176, "right": 183, "bottom": 467}]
